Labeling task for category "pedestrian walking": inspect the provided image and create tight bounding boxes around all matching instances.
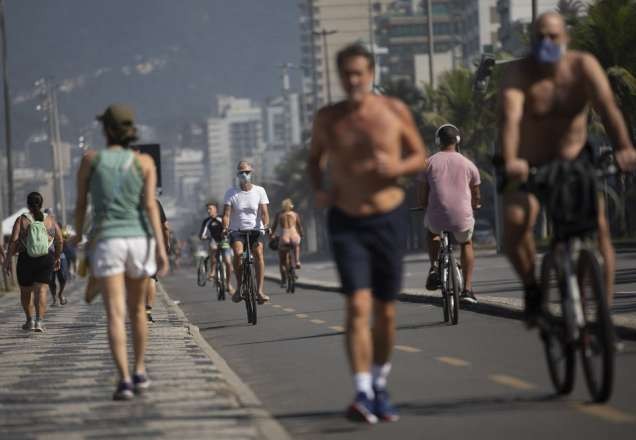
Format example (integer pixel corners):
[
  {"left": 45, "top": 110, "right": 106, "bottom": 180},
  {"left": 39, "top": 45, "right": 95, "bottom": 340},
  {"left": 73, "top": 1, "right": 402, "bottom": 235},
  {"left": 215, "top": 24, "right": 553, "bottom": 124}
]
[
  {"left": 4, "top": 192, "right": 63, "bottom": 332},
  {"left": 73, "top": 104, "right": 169, "bottom": 400}
]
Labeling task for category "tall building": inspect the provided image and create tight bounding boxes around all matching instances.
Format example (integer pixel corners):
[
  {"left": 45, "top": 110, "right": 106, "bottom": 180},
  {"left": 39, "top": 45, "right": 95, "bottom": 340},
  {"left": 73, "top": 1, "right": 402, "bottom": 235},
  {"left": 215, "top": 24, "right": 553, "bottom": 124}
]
[
  {"left": 376, "top": 0, "right": 458, "bottom": 87},
  {"left": 206, "top": 117, "right": 232, "bottom": 202},
  {"left": 263, "top": 93, "right": 302, "bottom": 148},
  {"left": 206, "top": 96, "right": 266, "bottom": 201},
  {"left": 455, "top": 0, "right": 500, "bottom": 65},
  {"left": 297, "top": 0, "right": 394, "bottom": 127}
]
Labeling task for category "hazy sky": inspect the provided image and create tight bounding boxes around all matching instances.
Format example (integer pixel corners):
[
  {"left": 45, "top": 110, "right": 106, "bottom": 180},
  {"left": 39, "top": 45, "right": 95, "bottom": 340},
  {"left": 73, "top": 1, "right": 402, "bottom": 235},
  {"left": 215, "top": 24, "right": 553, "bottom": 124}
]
[{"left": 2, "top": 0, "right": 300, "bottom": 151}]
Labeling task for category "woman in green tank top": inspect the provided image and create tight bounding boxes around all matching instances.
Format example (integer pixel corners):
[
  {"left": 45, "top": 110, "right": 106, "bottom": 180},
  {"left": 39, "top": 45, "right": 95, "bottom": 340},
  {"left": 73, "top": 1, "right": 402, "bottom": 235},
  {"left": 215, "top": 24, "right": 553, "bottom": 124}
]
[{"left": 73, "top": 104, "right": 169, "bottom": 401}]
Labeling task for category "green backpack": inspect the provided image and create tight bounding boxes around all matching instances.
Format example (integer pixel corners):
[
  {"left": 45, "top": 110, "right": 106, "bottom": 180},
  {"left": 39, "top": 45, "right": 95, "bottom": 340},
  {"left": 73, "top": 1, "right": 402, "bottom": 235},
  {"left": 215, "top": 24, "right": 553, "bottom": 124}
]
[{"left": 24, "top": 213, "right": 51, "bottom": 257}]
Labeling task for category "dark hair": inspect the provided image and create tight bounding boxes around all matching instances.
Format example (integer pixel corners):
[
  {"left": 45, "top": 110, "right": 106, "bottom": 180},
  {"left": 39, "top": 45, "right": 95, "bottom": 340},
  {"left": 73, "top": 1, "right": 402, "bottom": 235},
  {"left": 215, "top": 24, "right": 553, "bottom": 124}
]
[
  {"left": 206, "top": 201, "right": 218, "bottom": 208},
  {"left": 27, "top": 192, "right": 44, "bottom": 221},
  {"left": 438, "top": 125, "right": 460, "bottom": 147},
  {"left": 336, "top": 43, "right": 375, "bottom": 73},
  {"left": 104, "top": 122, "right": 139, "bottom": 148}
]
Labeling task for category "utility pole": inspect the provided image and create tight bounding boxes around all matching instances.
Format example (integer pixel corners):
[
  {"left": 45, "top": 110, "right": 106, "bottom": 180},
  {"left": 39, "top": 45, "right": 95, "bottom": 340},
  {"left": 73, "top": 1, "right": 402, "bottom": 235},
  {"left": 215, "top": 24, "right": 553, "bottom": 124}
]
[
  {"left": 278, "top": 63, "right": 296, "bottom": 151},
  {"left": 50, "top": 84, "right": 66, "bottom": 225},
  {"left": 0, "top": 0, "right": 14, "bottom": 214},
  {"left": 426, "top": 0, "right": 435, "bottom": 88},
  {"left": 313, "top": 29, "right": 338, "bottom": 104},
  {"left": 532, "top": 0, "right": 538, "bottom": 23},
  {"left": 308, "top": 0, "right": 320, "bottom": 118}
]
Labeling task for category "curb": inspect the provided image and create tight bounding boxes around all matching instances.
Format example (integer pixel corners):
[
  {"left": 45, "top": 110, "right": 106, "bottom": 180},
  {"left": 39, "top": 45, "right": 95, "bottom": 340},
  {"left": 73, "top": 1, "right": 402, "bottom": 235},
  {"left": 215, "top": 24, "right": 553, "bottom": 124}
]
[
  {"left": 157, "top": 283, "right": 293, "bottom": 440},
  {"left": 264, "top": 272, "right": 636, "bottom": 340}
]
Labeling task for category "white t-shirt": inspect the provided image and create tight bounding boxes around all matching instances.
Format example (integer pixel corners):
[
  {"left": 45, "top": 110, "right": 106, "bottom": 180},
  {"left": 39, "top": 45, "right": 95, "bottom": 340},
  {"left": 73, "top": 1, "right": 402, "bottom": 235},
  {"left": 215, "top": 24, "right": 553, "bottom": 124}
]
[{"left": 223, "top": 185, "right": 269, "bottom": 230}]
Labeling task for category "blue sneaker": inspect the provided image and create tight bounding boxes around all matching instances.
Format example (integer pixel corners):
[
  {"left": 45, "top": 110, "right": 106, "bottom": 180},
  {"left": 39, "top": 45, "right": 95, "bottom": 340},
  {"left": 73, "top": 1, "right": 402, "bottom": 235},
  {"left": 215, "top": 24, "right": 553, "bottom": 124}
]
[
  {"left": 132, "top": 373, "right": 151, "bottom": 395},
  {"left": 347, "top": 392, "right": 378, "bottom": 424},
  {"left": 374, "top": 389, "right": 399, "bottom": 422},
  {"left": 113, "top": 380, "right": 134, "bottom": 401}
]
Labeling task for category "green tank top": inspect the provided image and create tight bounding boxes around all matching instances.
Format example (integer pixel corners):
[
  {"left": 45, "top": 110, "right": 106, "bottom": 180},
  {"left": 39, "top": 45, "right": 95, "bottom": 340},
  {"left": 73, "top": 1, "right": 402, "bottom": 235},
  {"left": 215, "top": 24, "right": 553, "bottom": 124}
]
[{"left": 89, "top": 148, "right": 150, "bottom": 240}]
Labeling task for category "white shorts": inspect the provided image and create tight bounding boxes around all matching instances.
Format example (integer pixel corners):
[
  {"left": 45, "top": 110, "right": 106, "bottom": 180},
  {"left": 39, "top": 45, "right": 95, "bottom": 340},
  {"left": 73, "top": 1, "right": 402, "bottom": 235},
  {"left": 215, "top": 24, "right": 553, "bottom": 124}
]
[
  {"left": 424, "top": 214, "right": 474, "bottom": 244},
  {"left": 91, "top": 237, "right": 156, "bottom": 279}
]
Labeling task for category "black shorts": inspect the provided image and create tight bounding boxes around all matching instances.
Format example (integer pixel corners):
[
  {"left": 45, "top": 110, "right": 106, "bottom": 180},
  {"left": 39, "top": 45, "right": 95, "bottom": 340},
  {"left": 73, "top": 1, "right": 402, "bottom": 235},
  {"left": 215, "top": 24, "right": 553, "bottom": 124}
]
[
  {"left": 328, "top": 204, "right": 407, "bottom": 302},
  {"left": 229, "top": 230, "right": 264, "bottom": 248},
  {"left": 17, "top": 252, "right": 54, "bottom": 287}
]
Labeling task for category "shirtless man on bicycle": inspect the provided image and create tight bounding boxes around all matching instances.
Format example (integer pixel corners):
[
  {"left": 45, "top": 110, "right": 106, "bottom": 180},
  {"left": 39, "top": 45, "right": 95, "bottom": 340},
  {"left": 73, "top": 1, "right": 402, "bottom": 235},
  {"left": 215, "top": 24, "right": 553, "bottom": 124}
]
[
  {"left": 308, "top": 43, "right": 427, "bottom": 423},
  {"left": 498, "top": 12, "right": 636, "bottom": 324}
]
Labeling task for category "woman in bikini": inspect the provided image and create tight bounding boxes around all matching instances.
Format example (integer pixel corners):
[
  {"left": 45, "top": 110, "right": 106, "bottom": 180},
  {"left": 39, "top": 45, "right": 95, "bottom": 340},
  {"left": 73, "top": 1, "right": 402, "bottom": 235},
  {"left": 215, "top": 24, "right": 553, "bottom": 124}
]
[{"left": 271, "top": 198, "right": 304, "bottom": 285}]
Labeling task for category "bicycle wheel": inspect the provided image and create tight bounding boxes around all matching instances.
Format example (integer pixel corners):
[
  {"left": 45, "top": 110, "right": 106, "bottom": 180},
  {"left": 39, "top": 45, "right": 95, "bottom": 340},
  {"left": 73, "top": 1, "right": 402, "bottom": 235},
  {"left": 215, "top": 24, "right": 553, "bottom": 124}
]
[
  {"left": 578, "top": 249, "right": 614, "bottom": 403},
  {"left": 247, "top": 265, "right": 258, "bottom": 325},
  {"left": 287, "top": 265, "right": 295, "bottom": 293},
  {"left": 216, "top": 262, "right": 226, "bottom": 301},
  {"left": 441, "top": 258, "right": 450, "bottom": 323},
  {"left": 197, "top": 258, "right": 207, "bottom": 287},
  {"left": 448, "top": 253, "right": 460, "bottom": 325},
  {"left": 242, "top": 263, "right": 255, "bottom": 324},
  {"left": 540, "top": 254, "right": 575, "bottom": 396}
]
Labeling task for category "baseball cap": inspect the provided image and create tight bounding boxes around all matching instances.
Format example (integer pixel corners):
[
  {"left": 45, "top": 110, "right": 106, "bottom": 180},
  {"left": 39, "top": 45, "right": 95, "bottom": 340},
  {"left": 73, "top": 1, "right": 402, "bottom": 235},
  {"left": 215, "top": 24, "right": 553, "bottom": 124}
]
[{"left": 96, "top": 104, "right": 136, "bottom": 127}]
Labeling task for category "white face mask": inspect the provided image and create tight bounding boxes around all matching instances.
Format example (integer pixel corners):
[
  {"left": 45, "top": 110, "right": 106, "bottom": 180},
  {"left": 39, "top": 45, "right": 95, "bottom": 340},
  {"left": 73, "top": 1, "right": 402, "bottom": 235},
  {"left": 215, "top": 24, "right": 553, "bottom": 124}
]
[{"left": 237, "top": 171, "right": 252, "bottom": 184}]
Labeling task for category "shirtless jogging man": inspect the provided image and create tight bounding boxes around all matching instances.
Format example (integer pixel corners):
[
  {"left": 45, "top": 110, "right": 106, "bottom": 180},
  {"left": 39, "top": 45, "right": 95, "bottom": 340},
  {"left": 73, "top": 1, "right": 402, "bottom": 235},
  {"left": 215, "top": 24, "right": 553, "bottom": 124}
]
[
  {"left": 498, "top": 12, "right": 636, "bottom": 324},
  {"left": 308, "top": 43, "right": 427, "bottom": 423}
]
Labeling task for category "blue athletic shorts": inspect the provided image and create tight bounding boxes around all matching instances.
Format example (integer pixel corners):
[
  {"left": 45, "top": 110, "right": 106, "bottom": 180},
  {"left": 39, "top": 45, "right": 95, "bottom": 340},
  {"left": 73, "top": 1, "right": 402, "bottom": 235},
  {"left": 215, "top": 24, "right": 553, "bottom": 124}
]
[{"left": 327, "top": 203, "right": 407, "bottom": 302}]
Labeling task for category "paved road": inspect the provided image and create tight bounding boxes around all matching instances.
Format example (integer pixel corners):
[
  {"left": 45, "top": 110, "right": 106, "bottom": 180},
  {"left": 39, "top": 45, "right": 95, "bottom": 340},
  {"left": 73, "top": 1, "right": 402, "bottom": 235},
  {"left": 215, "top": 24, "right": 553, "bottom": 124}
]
[
  {"left": 163, "top": 270, "right": 636, "bottom": 440},
  {"left": 0, "top": 281, "right": 287, "bottom": 440}
]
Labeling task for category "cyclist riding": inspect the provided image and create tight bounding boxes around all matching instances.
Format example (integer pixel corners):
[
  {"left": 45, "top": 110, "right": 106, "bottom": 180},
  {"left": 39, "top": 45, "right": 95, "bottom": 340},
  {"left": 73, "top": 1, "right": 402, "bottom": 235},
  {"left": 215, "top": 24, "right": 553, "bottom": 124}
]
[
  {"left": 417, "top": 123, "right": 481, "bottom": 304},
  {"left": 271, "top": 198, "right": 304, "bottom": 287},
  {"left": 497, "top": 12, "right": 636, "bottom": 326},
  {"left": 222, "top": 160, "right": 271, "bottom": 304},
  {"left": 199, "top": 202, "right": 233, "bottom": 293}
]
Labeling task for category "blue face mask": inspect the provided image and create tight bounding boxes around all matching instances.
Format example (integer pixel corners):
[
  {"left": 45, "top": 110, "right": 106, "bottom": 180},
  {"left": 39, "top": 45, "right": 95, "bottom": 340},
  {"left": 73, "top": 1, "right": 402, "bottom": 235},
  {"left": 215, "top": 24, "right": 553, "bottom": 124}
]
[{"left": 532, "top": 38, "right": 563, "bottom": 64}]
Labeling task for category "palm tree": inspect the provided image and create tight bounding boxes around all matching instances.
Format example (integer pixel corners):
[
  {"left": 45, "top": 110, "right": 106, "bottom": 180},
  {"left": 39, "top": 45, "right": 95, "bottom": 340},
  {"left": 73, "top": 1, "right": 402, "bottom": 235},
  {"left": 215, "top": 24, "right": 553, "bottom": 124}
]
[{"left": 557, "top": 0, "right": 586, "bottom": 25}]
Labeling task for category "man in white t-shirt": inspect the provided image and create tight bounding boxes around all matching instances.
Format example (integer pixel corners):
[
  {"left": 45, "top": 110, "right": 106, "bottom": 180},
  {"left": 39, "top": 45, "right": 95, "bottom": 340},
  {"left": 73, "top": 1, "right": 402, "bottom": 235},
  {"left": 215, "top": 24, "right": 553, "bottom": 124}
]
[{"left": 222, "top": 160, "right": 271, "bottom": 303}]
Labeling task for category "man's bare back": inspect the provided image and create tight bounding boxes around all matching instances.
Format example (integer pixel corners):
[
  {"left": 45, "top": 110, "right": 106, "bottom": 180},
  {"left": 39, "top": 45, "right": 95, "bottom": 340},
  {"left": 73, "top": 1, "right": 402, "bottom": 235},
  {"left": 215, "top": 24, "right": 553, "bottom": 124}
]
[{"left": 312, "top": 94, "right": 425, "bottom": 217}]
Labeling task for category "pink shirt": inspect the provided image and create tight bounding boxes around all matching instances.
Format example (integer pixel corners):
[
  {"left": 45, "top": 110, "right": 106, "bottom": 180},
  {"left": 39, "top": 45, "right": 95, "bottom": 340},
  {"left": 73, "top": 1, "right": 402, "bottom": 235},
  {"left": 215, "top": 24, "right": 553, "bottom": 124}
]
[{"left": 421, "top": 151, "right": 480, "bottom": 232}]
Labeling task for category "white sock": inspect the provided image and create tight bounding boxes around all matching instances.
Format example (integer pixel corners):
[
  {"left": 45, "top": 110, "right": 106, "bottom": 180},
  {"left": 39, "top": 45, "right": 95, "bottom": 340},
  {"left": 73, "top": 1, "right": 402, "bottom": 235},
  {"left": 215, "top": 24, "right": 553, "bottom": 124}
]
[
  {"left": 353, "top": 372, "right": 374, "bottom": 399},
  {"left": 372, "top": 363, "right": 391, "bottom": 391}
]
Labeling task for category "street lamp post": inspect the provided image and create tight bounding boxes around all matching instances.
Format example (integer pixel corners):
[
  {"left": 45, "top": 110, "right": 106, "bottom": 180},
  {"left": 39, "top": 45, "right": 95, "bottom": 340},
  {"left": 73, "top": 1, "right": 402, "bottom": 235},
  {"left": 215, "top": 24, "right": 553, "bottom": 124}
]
[
  {"left": 313, "top": 29, "right": 338, "bottom": 104},
  {"left": 0, "top": 0, "right": 14, "bottom": 214}
]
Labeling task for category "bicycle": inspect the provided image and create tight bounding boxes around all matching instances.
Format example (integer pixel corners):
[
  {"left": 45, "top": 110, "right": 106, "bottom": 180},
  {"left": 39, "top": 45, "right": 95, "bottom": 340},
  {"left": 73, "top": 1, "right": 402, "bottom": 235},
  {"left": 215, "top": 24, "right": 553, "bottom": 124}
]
[
  {"left": 515, "top": 154, "right": 616, "bottom": 402},
  {"left": 285, "top": 250, "right": 296, "bottom": 294},
  {"left": 232, "top": 228, "right": 264, "bottom": 325},
  {"left": 411, "top": 208, "right": 463, "bottom": 325}
]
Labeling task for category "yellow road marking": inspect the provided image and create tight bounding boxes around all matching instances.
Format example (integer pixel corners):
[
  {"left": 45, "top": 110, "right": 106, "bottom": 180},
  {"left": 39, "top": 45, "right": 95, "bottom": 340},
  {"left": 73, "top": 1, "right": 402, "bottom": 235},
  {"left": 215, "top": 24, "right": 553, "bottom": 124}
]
[
  {"left": 329, "top": 325, "right": 345, "bottom": 332},
  {"left": 436, "top": 356, "right": 470, "bottom": 367},
  {"left": 310, "top": 319, "right": 326, "bottom": 324},
  {"left": 488, "top": 374, "right": 535, "bottom": 390},
  {"left": 573, "top": 403, "right": 636, "bottom": 423},
  {"left": 283, "top": 308, "right": 295, "bottom": 312},
  {"left": 296, "top": 313, "right": 308, "bottom": 318},
  {"left": 395, "top": 345, "right": 421, "bottom": 353}
]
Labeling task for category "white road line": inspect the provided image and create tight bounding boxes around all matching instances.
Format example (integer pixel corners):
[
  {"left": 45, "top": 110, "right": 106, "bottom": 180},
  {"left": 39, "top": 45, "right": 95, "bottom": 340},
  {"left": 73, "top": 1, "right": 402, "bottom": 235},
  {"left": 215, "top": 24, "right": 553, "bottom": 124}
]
[
  {"left": 282, "top": 308, "right": 295, "bottom": 312},
  {"left": 310, "top": 319, "right": 326, "bottom": 324},
  {"left": 329, "top": 325, "right": 345, "bottom": 332},
  {"left": 295, "top": 314, "right": 308, "bottom": 318}
]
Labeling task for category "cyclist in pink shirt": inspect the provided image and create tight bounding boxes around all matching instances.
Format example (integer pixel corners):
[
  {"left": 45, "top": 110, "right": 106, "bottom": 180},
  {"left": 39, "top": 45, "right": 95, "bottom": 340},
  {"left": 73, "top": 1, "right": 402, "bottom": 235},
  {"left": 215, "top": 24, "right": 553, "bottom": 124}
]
[{"left": 417, "top": 124, "right": 481, "bottom": 303}]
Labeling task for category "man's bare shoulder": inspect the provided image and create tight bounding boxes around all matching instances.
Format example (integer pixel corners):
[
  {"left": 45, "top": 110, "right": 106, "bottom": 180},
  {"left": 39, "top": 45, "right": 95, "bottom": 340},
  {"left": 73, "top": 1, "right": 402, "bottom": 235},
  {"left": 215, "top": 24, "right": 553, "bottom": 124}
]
[
  {"left": 500, "top": 58, "right": 530, "bottom": 88},
  {"left": 316, "top": 102, "right": 347, "bottom": 122},
  {"left": 382, "top": 95, "right": 411, "bottom": 119}
]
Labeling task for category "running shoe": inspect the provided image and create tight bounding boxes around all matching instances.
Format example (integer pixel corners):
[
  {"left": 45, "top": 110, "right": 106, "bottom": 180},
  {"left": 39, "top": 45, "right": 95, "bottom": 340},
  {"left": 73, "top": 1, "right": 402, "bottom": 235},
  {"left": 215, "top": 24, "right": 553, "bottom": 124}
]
[
  {"left": 113, "top": 380, "right": 134, "bottom": 401},
  {"left": 460, "top": 289, "right": 478, "bottom": 304},
  {"left": 33, "top": 320, "right": 45, "bottom": 333},
  {"left": 346, "top": 392, "right": 378, "bottom": 424},
  {"left": 22, "top": 319, "right": 34, "bottom": 331},
  {"left": 374, "top": 389, "right": 399, "bottom": 422},
  {"left": 425, "top": 266, "right": 441, "bottom": 290},
  {"left": 146, "top": 310, "right": 155, "bottom": 323},
  {"left": 132, "top": 373, "right": 151, "bottom": 395}
]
